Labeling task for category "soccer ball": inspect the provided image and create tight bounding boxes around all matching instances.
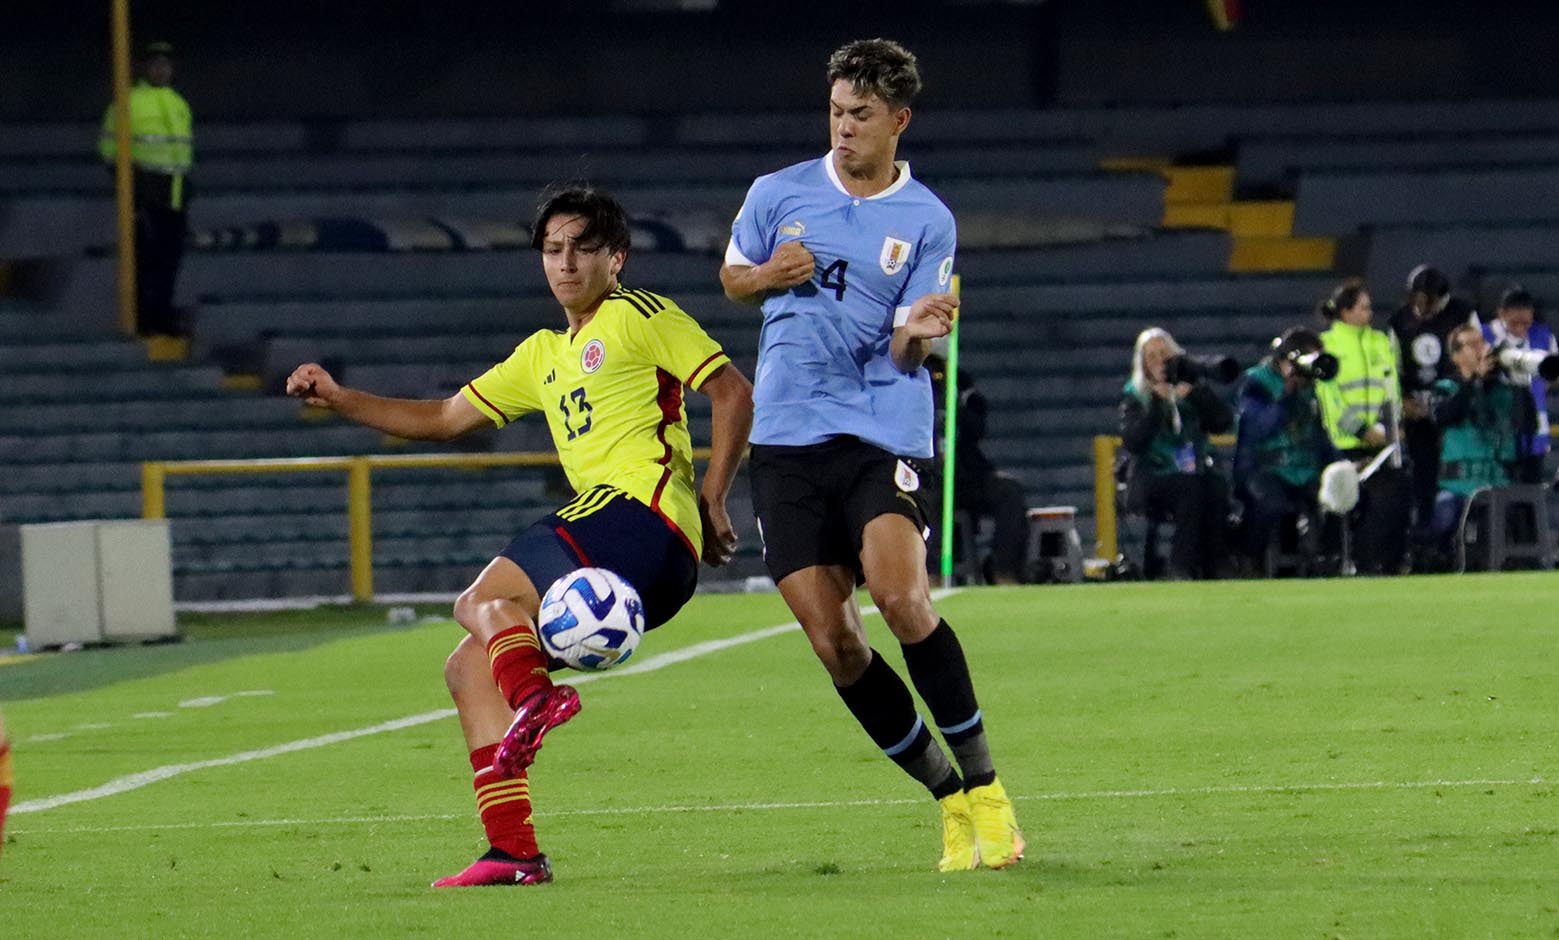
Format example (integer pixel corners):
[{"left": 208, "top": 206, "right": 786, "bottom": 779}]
[{"left": 537, "top": 567, "right": 646, "bottom": 671}]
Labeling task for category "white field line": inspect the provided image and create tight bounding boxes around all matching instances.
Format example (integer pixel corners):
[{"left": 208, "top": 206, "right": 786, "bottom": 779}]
[
  {"left": 11, "top": 776, "right": 1547, "bottom": 836},
  {"left": 21, "top": 691, "right": 275, "bottom": 744},
  {"left": 11, "top": 593, "right": 942, "bottom": 816},
  {"left": 10, "top": 711, "right": 457, "bottom": 815}
]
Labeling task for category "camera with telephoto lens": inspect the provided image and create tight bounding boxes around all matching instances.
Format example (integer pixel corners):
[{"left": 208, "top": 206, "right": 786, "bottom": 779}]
[
  {"left": 1493, "top": 342, "right": 1559, "bottom": 382},
  {"left": 1163, "top": 353, "right": 1240, "bottom": 384},
  {"left": 1286, "top": 349, "right": 1340, "bottom": 381}
]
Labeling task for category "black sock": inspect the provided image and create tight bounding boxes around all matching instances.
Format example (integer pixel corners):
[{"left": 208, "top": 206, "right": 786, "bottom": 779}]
[
  {"left": 901, "top": 620, "right": 996, "bottom": 786},
  {"left": 963, "top": 769, "right": 996, "bottom": 790},
  {"left": 480, "top": 846, "right": 520, "bottom": 862},
  {"left": 836, "top": 649, "right": 962, "bottom": 798}
]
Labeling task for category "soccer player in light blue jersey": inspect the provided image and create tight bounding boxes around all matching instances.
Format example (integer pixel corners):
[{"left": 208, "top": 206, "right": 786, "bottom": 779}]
[{"left": 719, "top": 38, "right": 1023, "bottom": 872}]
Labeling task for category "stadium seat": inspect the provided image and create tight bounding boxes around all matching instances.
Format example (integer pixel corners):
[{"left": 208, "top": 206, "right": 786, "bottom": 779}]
[{"left": 15, "top": 88, "right": 1559, "bottom": 598}]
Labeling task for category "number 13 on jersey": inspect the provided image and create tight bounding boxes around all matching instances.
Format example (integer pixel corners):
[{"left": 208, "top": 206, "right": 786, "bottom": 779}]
[{"left": 558, "top": 386, "right": 592, "bottom": 440}]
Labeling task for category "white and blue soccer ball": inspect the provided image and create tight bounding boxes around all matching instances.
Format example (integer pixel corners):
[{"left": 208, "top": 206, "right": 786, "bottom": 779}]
[{"left": 537, "top": 567, "right": 646, "bottom": 671}]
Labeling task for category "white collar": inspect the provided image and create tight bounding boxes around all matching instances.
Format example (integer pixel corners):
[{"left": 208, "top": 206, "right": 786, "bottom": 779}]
[{"left": 823, "top": 150, "right": 913, "bottom": 200}]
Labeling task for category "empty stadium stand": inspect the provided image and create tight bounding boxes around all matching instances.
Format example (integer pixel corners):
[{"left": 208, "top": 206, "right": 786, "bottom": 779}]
[{"left": 5, "top": 92, "right": 1559, "bottom": 600}]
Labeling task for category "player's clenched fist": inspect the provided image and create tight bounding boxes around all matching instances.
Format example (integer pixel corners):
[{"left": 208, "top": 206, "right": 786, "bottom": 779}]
[
  {"left": 285, "top": 362, "right": 340, "bottom": 407},
  {"left": 698, "top": 494, "right": 738, "bottom": 567},
  {"left": 761, "top": 240, "right": 816, "bottom": 291},
  {"left": 902, "top": 292, "right": 960, "bottom": 339}
]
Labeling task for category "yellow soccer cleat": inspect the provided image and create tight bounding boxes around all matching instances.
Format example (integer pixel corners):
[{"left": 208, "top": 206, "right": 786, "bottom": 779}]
[
  {"left": 936, "top": 789, "right": 979, "bottom": 872},
  {"left": 968, "top": 778, "right": 1025, "bottom": 869}
]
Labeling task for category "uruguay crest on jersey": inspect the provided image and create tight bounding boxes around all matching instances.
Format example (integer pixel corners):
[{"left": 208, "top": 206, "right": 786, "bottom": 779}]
[
  {"left": 725, "top": 152, "right": 958, "bottom": 457},
  {"left": 880, "top": 236, "right": 912, "bottom": 276}
]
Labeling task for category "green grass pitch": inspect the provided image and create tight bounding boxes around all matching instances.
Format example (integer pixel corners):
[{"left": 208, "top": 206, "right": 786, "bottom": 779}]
[{"left": 2, "top": 575, "right": 1555, "bottom": 939}]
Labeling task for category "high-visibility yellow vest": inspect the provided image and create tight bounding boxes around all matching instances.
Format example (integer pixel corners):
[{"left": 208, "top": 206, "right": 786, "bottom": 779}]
[
  {"left": 1318, "top": 320, "right": 1400, "bottom": 451},
  {"left": 99, "top": 80, "right": 193, "bottom": 209}
]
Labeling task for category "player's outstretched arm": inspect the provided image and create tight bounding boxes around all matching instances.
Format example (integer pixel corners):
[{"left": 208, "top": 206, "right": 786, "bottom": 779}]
[
  {"left": 719, "top": 241, "right": 816, "bottom": 305},
  {"left": 694, "top": 363, "right": 754, "bottom": 566},
  {"left": 284, "top": 362, "right": 488, "bottom": 442},
  {"left": 890, "top": 292, "right": 959, "bottom": 373}
]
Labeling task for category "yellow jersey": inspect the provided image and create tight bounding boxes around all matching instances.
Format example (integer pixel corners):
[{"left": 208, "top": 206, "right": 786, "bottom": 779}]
[{"left": 462, "top": 287, "right": 730, "bottom": 557}]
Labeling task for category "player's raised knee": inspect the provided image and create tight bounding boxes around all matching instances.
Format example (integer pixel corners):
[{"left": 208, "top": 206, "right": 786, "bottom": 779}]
[
  {"left": 451, "top": 586, "right": 483, "bottom": 630},
  {"left": 443, "top": 636, "right": 488, "bottom": 696},
  {"left": 452, "top": 589, "right": 519, "bottom": 637}
]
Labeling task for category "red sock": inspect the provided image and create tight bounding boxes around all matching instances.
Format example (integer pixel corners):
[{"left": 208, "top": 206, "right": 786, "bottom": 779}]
[
  {"left": 468, "top": 743, "right": 538, "bottom": 859},
  {"left": 485, "top": 625, "right": 551, "bottom": 709},
  {"left": 0, "top": 742, "right": 11, "bottom": 852}
]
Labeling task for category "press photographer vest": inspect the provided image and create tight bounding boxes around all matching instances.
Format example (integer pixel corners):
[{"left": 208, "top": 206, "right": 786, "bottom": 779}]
[
  {"left": 1433, "top": 377, "right": 1517, "bottom": 496},
  {"left": 1242, "top": 364, "right": 1328, "bottom": 486},
  {"left": 1120, "top": 379, "right": 1217, "bottom": 477}
]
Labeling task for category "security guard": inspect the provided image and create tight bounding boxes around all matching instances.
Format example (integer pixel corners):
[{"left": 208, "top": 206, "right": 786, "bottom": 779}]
[
  {"left": 99, "top": 40, "right": 193, "bottom": 337},
  {"left": 1388, "top": 265, "right": 1479, "bottom": 535},
  {"left": 1315, "top": 280, "right": 1412, "bottom": 573}
]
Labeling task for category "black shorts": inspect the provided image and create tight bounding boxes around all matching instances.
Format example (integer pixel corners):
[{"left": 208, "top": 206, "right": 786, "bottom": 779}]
[
  {"left": 749, "top": 437, "right": 933, "bottom": 583},
  {"left": 498, "top": 485, "right": 698, "bottom": 631}
]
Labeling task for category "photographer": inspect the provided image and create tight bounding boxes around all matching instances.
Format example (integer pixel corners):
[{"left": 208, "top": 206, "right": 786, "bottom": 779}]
[
  {"left": 1389, "top": 264, "right": 1480, "bottom": 530},
  {"left": 1233, "top": 328, "right": 1341, "bottom": 569},
  {"left": 1119, "top": 327, "right": 1234, "bottom": 580},
  {"left": 1315, "top": 280, "right": 1412, "bottom": 574},
  {"left": 1427, "top": 324, "right": 1520, "bottom": 553},
  {"left": 1480, "top": 289, "right": 1559, "bottom": 484}
]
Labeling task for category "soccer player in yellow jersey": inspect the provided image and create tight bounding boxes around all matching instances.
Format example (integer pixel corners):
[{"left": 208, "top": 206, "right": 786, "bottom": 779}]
[{"left": 285, "top": 187, "right": 753, "bottom": 887}]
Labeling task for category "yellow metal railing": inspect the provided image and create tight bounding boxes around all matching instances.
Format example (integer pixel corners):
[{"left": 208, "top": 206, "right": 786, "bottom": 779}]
[
  {"left": 1092, "top": 435, "right": 1121, "bottom": 561},
  {"left": 142, "top": 451, "right": 710, "bottom": 602}
]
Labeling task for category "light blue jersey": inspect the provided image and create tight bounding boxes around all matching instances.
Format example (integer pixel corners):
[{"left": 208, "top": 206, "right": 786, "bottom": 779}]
[{"left": 726, "top": 152, "right": 956, "bottom": 458}]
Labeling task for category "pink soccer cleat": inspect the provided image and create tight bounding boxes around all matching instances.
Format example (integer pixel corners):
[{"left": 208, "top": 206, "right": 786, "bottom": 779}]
[
  {"left": 493, "top": 684, "right": 581, "bottom": 778},
  {"left": 432, "top": 852, "right": 553, "bottom": 888}
]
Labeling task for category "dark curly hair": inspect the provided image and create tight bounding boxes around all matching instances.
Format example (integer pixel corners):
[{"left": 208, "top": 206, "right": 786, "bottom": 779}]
[{"left": 827, "top": 38, "right": 922, "bottom": 110}]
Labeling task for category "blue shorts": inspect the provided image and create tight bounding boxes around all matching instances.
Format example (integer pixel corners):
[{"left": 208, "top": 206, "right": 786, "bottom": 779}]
[{"left": 498, "top": 485, "right": 699, "bottom": 631}]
